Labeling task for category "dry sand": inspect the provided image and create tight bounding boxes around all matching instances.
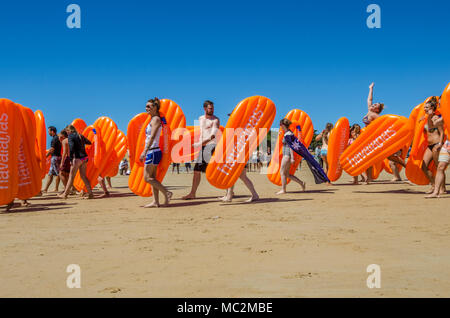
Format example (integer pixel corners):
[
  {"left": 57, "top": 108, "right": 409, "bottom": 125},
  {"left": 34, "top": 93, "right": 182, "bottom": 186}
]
[{"left": 1, "top": 168, "right": 449, "bottom": 298}]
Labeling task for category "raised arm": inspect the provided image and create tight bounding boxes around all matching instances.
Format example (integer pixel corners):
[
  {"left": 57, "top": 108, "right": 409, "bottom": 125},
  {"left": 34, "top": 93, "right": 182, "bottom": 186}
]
[{"left": 367, "top": 82, "right": 375, "bottom": 108}]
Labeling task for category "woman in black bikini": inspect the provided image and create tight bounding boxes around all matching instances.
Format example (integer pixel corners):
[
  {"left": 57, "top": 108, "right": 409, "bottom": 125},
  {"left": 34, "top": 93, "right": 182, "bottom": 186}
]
[
  {"left": 59, "top": 125, "right": 94, "bottom": 199},
  {"left": 421, "top": 97, "right": 444, "bottom": 193}
]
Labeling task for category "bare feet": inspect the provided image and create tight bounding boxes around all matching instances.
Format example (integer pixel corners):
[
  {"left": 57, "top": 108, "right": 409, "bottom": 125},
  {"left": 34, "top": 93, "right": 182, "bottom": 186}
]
[
  {"left": 181, "top": 193, "right": 196, "bottom": 200},
  {"left": 245, "top": 195, "right": 259, "bottom": 203},
  {"left": 425, "top": 186, "right": 435, "bottom": 194},
  {"left": 83, "top": 193, "right": 95, "bottom": 200},
  {"left": 276, "top": 190, "right": 286, "bottom": 195},
  {"left": 300, "top": 181, "right": 306, "bottom": 192},
  {"left": 21, "top": 201, "right": 30, "bottom": 207},
  {"left": 391, "top": 178, "right": 401, "bottom": 182},
  {"left": 98, "top": 192, "right": 110, "bottom": 198},
  {"left": 425, "top": 193, "right": 440, "bottom": 199},
  {"left": 57, "top": 194, "right": 68, "bottom": 199},
  {"left": 163, "top": 191, "right": 173, "bottom": 206},
  {"left": 6, "top": 201, "right": 14, "bottom": 212},
  {"left": 144, "top": 201, "right": 160, "bottom": 208}
]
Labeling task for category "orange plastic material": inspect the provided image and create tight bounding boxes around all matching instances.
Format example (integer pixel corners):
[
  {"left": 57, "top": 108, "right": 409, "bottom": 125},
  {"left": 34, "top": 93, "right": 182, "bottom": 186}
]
[
  {"left": 174, "top": 125, "right": 225, "bottom": 163},
  {"left": 327, "top": 117, "right": 349, "bottom": 182},
  {"left": 71, "top": 118, "right": 87, "bottom": 135},
  {"left": 206, "top": 96, "right": 276, "bottom": 189},
  {"left": 34, "top": 110, "right": 47, "bottom": 179},
  {"left": 127, "top": 113, "right": 148, "bottom": 170},
  {"left": 128, "top": 99, "right": 185, "bottom": 197},
  {"left": 440, "top": 83, "right": 450, "bottom": 136},
  {"left": 0, "top": 99, "right": 23, "bottom": 205},
  {"left": 104, "top": 130, "right": 128, "bottom": 178},
  {"left": 267, "top": 109, "right": 313, "bottom": 186},
  {"left": 73, "top": 117, "right": 118, "bottom": 191},
  {"left": 340, "top": 115, "right": 414, "bottom": 177},
  {"left": 371, "top": 160, "right": 384, "bottom": 180},
  {"left": 16, "top": 104, "right": 42, "bottom": 200}
]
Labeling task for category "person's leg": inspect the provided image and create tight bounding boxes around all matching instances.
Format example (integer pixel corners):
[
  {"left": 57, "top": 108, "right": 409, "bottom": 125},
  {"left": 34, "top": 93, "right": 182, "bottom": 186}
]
[
  {"left": 387, "top": 154, "right": 406, "bottom": 168},
  {"left": 43, "top": 174, "right": 54, "bottom": 192},
  {"left": 59, "top": 171, "right": 68, "bottom": 191},
  {"left": 78, "top": 161, "right": 94, "bottom": 198},
  {"left": 321, "top": 155, "right": 328, "bottom": 174},
  {"left": 425, "top": 161, "right": 448, "bottom": 198},
  {"left": 106, "top": 176, "right": 112, "bottom": 188},
  {"left": 60, "top": 160, "right": 81, "bottom": 198},
  {"left": 54, "top": 176, "right": 60, "bottom": 192},
  {"left": 366, "top": 167, "right": 373, "bottom": 184},
  {"left": 97, "top": 176, "right": 110, "bottom": 198},
  {"left": 219, "top": 186, "right": 234, "bottom": 202},
  {"left": 421, "top": 148, "right": 435, "bottom": 192},
  {"left": 182, "top": 170, "right": 201, "bottom": 199},
  {"left": 352, "top": 176, "right": 359, "bottom": 184},
  {"left": 287, "top": 172, "right": 306, "bottom": 191},
  {"left": 277, "top": 156, "right": 290, "bottom": 194},
  {"left": 389, "top": 161, "right": 401, "bottom": 181},
  {"left": 143, "top": 164, "right": 172, "bottom": 207},
  {"left": 239, "top": 169, "right": 259, "bottom": 202}
]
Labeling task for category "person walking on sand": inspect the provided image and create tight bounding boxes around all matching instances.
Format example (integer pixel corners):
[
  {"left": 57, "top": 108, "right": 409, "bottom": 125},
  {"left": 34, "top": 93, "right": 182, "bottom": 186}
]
[
  {"left": 276, "top": 118, "right": 306, "bottom": 194},
  {"left": 42, "top": 126, "right": 62, "bottom": 193},
  {"left": 182, "top": 100, "right": 220, "bottom": 200},
  {"left": 139, "top": 97, "right": 173, "bottom": 208},
  {"left": 218, "top": 168, "right": 260, "bottom": 203},
  {"left": 58, "top": 129, "right": 72, "bottom": 192},
  {"left": 315, "top": 123, "right": 333, "bottom": 175},
  {"left": 425, "top": 114, "right": 447, "bottom": 198},
  {"left": 58, "top": 125, "right": 94, "bottom": 199}
]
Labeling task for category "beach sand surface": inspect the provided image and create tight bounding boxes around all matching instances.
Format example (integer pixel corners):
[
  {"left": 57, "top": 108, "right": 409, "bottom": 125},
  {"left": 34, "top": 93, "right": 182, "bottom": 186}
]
[{"left": 1, "top": 168, "right": 449, "bottom": 297}]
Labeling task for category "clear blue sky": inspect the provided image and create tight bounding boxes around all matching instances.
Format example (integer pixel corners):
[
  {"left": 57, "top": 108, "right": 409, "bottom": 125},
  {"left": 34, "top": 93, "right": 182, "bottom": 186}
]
[{"left": 1, "top": 0, "right": 449, "bottom": 141}]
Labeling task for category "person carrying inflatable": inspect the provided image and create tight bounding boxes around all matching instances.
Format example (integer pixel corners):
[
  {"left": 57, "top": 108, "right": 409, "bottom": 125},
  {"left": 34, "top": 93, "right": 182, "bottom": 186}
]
[
  {"left": 363, "top": 82, "right": 406, "bottom": 183},
  {"left": 42, "top": 126, "right": 62, "bottom": 193},
  {"left": 182, "top": 100, "right": 220, "bottom": 200},
  {"left": 276, "top": 118, "right": 306, "bottom": 194},
  {"left": 315, "top": 123, "right": 333, "bottom": 176},
  {"left": 420, "top": 97, "right": 445, "bottom": 194},
  {"left": 59, "top": 125, "right": 94, "bottom": 199},
  {"left": 348, "top": 124, "right": 367, "bottom": 184},
  {"left": 139, "top": 98, "right": 173, "bottom": 208}
]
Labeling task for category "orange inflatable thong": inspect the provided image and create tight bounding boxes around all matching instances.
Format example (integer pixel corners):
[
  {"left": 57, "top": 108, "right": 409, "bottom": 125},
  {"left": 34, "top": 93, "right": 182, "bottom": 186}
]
[
  {"left": 128, "top": 99, "right": 185, "bottom": 197},
  {"left": 104, "top": 130, "right": 128, "bottom": 178},
  {"left": 326, "top": 117, "right": 349, "bottom": 182},
  {"left": 16, "top": 104, "right": 42, "bottom": 200},
  {"left": 127, "top": 113, "right": 150, "bottom": 170},
  {"left": 267, "top": 109, "right": 313, "bottom": 186},
  {"left": 34, "top": 110, "right": 47, "bottom": 179},
  {"left": 0, "top": 99, "right": 23, "bottom": 205},
  {"left": 440, "top": 82, "right": 450, "bottom": 135},
  {"left": 206, "top": 96, "right": 276, "bottom": 189},
  {"left": 340, "top": 115, "right": 414, "bottom": 177}
]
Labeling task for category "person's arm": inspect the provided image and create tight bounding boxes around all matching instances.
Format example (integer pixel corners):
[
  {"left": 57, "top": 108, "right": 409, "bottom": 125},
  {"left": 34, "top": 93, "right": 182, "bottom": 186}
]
[
  {"left": 290, "top": 148, "right": 295, "bottom": 164},
  {"left": 367, "top": 82, "right": 374, "bottom": 108},
  {"left": 432, "top": 115, "right": 444, "bottom": 126},
  {"left": 68, "top": 135, "right": 75, "bottom": 159},
  {"left": 140, "top": 117, "right": 161, "bottom": 162},
  {"left": 46, "top": 138, "right": 55, "bottom": 157},
  {"left": 436, "top": 118, "right": 445, "bottom": 146},
  {"left": 60, "top": 140, "right": 68, "bottom": 169},
  {"left": 82, "top": 135, "right": 92, "bottom": 145}
]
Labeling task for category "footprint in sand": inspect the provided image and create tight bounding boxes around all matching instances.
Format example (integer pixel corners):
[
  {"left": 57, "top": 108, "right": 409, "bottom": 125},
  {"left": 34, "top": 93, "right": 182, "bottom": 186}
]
[{"left": 100, "top": 287, "right": 122, "bottom": 294}]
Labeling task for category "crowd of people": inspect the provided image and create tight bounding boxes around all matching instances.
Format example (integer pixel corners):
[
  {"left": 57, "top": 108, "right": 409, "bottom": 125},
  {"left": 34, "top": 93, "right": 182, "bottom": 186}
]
[{"left": 4, "top": 83, "right": 449, "bottom": 211}]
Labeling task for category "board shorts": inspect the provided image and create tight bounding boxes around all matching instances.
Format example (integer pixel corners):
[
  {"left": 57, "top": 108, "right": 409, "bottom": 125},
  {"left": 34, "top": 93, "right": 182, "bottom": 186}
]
[
  {"left": 320, "top": 149, "right": 328, "bottom": 156},
  {"left": 48, "top": 156, "right": 61, "bottom": 176},
  {"left": 194, "top": 144, "right": 216, "bottom": 173},
  {"left": 61, "top": 157, "right": 72, "bottom": 173},
  {"left": 145, "top": 149, "right": 162, "bottom": 165},
  {"left": 438, "top": 141, "right": 450, "bottom": 163}
]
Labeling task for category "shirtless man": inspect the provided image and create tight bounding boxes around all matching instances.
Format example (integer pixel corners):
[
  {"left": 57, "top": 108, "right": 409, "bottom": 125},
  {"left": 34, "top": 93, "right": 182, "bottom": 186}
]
[
  {"left": 182, "top": 100, "right": 220, "bottom": 200},
  {"left": 315, "top": 123, "right": 333, "bottom": 174}
]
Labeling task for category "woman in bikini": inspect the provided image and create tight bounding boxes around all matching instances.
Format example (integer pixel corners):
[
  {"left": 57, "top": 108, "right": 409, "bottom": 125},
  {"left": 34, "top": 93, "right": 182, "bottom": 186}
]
[
  {"left": 421, "top": 97, "right": 444, "bottom": 193},
  {"left": 58, "top": 125, "right": 94, "bottom": 199},
  {"left": 364, "top": 82, "right": 406, "bottom": 183},
  {"left": 139, "top": 97, "right": 173, "bottom": 208},
  {"left": 276, "top": 118, "right": 306, "bottom": 194},
  {"left": 315, "top": 123, "right": 333, "bottom": 175}
]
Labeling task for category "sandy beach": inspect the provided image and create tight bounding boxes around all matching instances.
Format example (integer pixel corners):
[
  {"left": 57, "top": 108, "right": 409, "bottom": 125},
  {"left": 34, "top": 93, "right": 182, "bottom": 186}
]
[{"left": 1, "top": 169, "right": 449, "bottom": 298}]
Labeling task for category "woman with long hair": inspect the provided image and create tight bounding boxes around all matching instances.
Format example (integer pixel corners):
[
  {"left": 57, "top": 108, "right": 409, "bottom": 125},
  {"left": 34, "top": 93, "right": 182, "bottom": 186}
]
[
  {"left": 58, "top": 125, "right": 94, "bottom": 199},
  {"left": 421, "top": 97, "right": 444, "bottom": 193},
  {"left": 276, "top": 118, "right": 306, "bottom": 194},
  {"left": 139, "top": 98, "right": 173, "bottom": 208}
]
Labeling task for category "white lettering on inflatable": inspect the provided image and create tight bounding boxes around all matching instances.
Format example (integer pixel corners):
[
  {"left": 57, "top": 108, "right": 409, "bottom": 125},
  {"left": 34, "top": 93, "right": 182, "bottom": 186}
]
[
  {"left": 216, "top": 110, "right": 263, "bottom": 175},
  {"left": 18, "top": 141, "right": 32, "bottom": 187},
  {"left": 0, "top": 113, "right": 9, "bottom": 189},
  {"left": 346, "top": 125, "right": 397, "bottom": 168}
]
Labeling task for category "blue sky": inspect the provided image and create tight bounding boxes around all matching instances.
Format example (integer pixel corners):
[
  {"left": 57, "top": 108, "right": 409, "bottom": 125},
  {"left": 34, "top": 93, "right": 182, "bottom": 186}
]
[{"left": 1, "top": 0, "right": 449, "bottom": 141}]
